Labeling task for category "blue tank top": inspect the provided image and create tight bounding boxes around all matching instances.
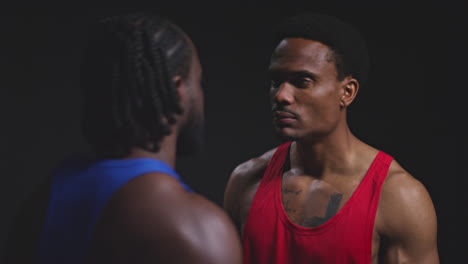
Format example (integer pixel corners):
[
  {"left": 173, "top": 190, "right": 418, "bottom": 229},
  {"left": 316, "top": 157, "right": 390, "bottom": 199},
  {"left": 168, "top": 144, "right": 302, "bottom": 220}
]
[{"left": 36, "top": 157, "right": 192, "bottom": 264}]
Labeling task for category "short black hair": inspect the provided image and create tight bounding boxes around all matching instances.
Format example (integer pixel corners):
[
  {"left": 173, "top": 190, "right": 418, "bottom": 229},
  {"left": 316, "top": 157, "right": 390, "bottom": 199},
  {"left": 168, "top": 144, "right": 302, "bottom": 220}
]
[
  {"left": 274, "top": 13, "right": 369, "bottom": 85},
  {"left": 80, "top": 13, "right": 192, "bottom": 158}
]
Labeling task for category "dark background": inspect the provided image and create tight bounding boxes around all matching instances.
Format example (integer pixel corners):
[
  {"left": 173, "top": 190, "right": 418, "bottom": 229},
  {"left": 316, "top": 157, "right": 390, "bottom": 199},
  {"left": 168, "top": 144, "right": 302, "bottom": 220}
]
[{"left": 1, "top": 0, "right": 466, "bottom": 262}]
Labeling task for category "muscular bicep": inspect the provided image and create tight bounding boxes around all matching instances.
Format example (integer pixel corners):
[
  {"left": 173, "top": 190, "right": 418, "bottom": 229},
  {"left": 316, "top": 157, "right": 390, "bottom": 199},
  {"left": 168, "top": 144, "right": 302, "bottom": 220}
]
[{"left": 378, "top": 172, "right": 439, "bottom": 264}]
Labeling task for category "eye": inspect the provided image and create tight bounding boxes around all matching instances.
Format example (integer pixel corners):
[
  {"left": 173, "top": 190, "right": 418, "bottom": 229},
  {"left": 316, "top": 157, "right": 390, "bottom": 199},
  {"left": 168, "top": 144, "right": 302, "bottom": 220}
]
[{"left": 292, "top": 77, "right": 313, "bottom": 88}]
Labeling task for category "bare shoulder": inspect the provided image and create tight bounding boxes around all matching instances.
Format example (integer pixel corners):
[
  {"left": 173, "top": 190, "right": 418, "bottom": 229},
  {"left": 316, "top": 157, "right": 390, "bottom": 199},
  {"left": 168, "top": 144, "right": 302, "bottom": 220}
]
[
  {"left": 377, "top": 160, "right": 439, "bottom": 263},
  {"left": 224, "top": 147, "right": 277, "bottom": 206},
  {"left": 88, "top": 172, "right": 242, "bottom": 264},
  {"left": 223, "top": 147, "right": 278, "bottom": 230},
  {"left": 229, "top": 147, "right": 277, "bottom": 186},
  {"left": 379, "top": 160, "right": 436, "bottom": 226},
  {"left": 381, "top": 160, "right": 435, "bottom": 214}
]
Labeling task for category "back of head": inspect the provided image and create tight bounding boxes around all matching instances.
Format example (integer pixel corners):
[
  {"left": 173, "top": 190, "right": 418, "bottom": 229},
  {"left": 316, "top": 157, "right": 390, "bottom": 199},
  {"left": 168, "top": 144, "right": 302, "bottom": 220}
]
[
  {"left": 273, "top": 13, "right": 369, "bottom": 86},
  {"left": 80, "top": 13, "right": 192, "bottom": 158}
]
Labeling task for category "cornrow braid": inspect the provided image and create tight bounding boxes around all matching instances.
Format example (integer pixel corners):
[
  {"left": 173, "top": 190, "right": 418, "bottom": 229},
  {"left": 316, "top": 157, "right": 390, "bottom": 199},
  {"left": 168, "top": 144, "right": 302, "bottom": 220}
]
[{"left": 80, "top": 13, "right": 193, "bottom": 158}]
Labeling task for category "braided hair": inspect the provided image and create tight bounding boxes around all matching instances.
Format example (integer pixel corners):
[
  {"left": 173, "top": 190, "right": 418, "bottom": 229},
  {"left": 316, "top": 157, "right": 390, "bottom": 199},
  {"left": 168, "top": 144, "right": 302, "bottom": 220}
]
[{"left": 80, "top": 13, "right": 192, "bottom": 158}]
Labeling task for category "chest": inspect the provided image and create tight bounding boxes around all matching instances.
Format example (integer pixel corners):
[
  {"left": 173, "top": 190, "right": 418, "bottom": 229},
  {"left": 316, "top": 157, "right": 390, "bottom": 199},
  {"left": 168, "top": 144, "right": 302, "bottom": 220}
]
[
  {"left": 240, "top": 171, "right": 363, "bottom": 229},
  {"left": 240, "top": 172, "right": 383, "bottom": 263},
  {"left": 280, "top": 173, "right": 359, "bottom": 227}
]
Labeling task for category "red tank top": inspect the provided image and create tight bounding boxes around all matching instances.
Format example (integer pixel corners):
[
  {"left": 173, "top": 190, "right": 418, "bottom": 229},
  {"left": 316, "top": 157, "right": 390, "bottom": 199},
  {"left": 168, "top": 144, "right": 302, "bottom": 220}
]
[{"left": 242, "top": 142, "right": 393, "bottom": 264}]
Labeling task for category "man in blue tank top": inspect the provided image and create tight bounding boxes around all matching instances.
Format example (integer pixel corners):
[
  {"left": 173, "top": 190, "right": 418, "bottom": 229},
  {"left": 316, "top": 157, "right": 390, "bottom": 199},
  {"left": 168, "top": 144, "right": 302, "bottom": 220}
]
[{"left": 5, "top": 13, "right": 241, "bottom": 264}]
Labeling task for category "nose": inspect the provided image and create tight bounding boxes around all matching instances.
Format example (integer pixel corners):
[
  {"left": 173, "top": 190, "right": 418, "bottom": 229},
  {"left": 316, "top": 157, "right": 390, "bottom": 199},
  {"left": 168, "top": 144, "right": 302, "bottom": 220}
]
[{"left": 272, "top": 82, "right": 294, "bottom": 105}]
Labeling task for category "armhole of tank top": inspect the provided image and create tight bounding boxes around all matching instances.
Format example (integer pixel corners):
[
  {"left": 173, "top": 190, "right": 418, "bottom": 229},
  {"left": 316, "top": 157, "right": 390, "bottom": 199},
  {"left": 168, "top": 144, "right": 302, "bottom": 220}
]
[
  {"left": 366, "top": 151, "right": 394, "bottom": 262},
  {"left": 242, "top": 142, "right": 292, "bottom": 237},
  {"left": 262, "top": 142, "right": 292, "bottom": 182}
]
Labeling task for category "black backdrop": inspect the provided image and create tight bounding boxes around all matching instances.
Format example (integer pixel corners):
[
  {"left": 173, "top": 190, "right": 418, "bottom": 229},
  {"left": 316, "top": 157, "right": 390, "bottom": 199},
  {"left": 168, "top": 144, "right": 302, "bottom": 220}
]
[{"left": 1, "top": 1, "right": 466, "bottom": 263}]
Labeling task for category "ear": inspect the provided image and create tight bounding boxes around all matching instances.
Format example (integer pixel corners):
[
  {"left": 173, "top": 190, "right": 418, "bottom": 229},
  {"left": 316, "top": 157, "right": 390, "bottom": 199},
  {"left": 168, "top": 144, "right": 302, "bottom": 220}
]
[
  {"left": 339, "top": 77, "right": 359, "bottom": 108},
  {"left": 173, "top": 75, "right": 188, "bottom": 106}
]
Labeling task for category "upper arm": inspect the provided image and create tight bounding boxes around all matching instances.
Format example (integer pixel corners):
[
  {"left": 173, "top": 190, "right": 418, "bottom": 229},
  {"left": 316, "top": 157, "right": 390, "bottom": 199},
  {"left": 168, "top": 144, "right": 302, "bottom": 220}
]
[
  {"left": 378, "top": 165, "right": 439, "bottom": 264},
  {"left": 88, "top": 173, "right": 242, "bottom": 264},
  {"left": 223, "top": 162, "right": 250, "bottom": 228},
  {"left": 171, "top": 195, "right": 243, "bottom": 264},
  {"left": 223, "top": 148, "right": 276, "bottom": 230}
]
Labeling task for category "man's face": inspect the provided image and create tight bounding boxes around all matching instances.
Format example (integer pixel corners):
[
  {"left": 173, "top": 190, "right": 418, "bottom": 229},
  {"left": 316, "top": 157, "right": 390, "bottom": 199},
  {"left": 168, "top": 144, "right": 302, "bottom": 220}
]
[
  {"left": 269, "top": 38, "right": 345, "bottom": 141},
  {"left": 177, "top": 49, "right": 205, "bottom": 156}
]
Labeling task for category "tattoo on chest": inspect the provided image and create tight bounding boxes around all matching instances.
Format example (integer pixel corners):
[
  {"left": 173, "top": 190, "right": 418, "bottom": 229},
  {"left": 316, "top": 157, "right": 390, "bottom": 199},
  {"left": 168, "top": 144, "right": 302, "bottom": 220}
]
[
  {"left": 302, "top": 193, "right": 343, "bottom": 227},
  {"left": 283, "top": 188, "right": 303, "bottom": 214},
  {"left": 283, "top": 188, "right": 303, "bottom": 196}
]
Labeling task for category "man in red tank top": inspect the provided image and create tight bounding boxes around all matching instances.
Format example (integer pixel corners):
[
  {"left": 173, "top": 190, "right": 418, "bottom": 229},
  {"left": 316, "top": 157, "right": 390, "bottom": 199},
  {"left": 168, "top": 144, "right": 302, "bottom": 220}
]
[{"left": 224, "top": 13, "right": 439, "bottom": 264}]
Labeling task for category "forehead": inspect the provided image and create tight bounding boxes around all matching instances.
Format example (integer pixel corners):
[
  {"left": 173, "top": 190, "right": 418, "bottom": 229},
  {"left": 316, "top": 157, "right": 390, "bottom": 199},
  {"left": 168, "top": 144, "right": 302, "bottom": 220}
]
[{"left": 270, "top": 38, "right": 334, "bottom": 72}]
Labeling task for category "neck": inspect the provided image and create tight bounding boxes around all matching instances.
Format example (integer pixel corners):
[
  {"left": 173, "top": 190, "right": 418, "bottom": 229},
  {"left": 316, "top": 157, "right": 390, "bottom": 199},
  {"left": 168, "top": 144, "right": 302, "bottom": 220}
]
[
  {"left": 292, "top": 119, "right": 360, "bottom": 177},
  {"left": 126, "top": 131, "right": 179, "bottom": 168}
]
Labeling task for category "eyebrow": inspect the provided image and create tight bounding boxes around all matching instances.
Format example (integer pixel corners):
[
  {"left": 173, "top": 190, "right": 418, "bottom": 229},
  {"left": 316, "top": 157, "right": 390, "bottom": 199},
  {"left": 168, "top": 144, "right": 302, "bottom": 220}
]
[{"left": 268, "top": 69, "right": 318, "bottom": 81}]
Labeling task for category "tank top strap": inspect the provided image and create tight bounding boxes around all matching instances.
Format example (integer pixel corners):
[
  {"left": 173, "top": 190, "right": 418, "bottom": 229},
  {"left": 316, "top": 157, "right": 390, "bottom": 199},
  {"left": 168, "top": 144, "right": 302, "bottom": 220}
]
[
  {"left": 367, "top": 151, "right": 394, "bottom": 187},
  {"left": 262, "top": 142, "right": 293, "bottom": 183},
  {"left": 357, "top": 151, "right": 394, "bottom": 233}
]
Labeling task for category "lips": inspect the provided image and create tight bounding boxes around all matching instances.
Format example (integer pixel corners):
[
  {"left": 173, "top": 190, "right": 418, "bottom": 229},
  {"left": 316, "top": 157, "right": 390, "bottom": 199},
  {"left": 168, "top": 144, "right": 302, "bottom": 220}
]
[
  {"left": 274, "top": 111, "right": 297, "bottom": 125},
  {"left": 275, "top": 111, "right": 296, "bottom": 119}
]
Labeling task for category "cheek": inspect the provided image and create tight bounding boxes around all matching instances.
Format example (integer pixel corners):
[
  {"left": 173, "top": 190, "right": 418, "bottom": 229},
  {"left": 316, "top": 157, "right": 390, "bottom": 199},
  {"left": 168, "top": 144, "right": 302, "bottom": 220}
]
[
  {"left": 299, "top": 90, "right": 341, "bottom": 124},
  {"left": 315, "top": 86, "right": 341, "bottom": 111},
  {"left": 194, "top": 93, "right": 204, "bottom": 116},
  {"left": 269, "top": 88, "right": 277, "bottom": 104},
  {"left": 192, "top": 83, "right": 204, "bottom": 109}
]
